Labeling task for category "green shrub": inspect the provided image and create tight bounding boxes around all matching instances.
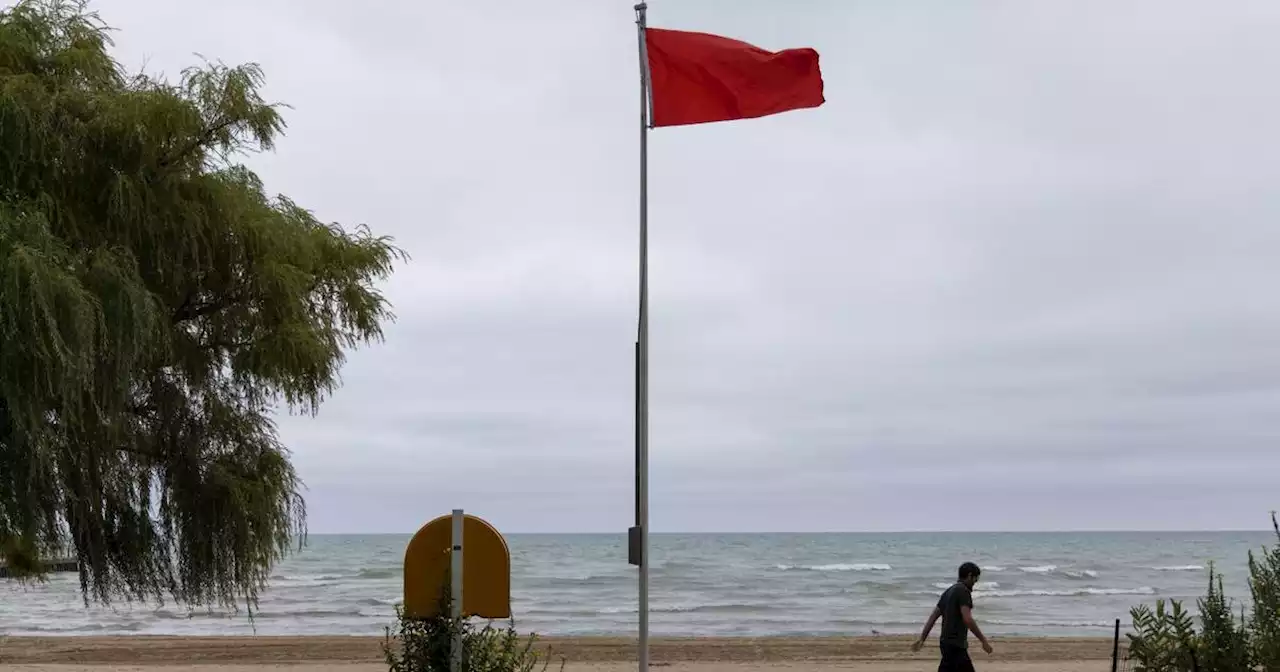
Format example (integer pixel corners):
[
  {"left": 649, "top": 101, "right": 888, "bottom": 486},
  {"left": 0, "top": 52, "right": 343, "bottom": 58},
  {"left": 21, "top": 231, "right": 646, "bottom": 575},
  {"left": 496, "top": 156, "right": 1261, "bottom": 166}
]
[
  {"left": 382, "top": 599, "right": 563, "bottom": 672},
  {"left": 1196, "top": 562, "right": 1250, "bottom": 672},
  {"left": 1128, "top": 598, "right": 1199, "bottom": 672},
  {"left": 1249, "top": 513, "right": 1280, "bottom": 671},
  {"left": 1127, "top": 511, "right": 1280, "bottom": 672}
]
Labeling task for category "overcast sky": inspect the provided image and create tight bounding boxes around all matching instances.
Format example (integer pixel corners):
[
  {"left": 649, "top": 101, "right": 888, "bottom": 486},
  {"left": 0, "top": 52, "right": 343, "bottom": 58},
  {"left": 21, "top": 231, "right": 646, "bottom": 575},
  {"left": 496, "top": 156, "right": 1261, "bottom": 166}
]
[{"left": 96, "top": 0, "right": 1280, "bottom": 533}]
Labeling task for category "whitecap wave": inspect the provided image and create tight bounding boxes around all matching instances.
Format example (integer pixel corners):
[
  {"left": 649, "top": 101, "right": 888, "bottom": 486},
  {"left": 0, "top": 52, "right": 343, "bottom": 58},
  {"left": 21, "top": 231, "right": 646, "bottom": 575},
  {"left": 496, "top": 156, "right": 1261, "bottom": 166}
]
[
  {"left": 597, "top": 603, "right": 773, "bottom": 615},
  {"left": 775, "top": 563, "right": 892, "bottom": 572},
  {"left": 983, "top": 586, "right": 1155, "bottom": 598},
  {"left": 933, "top": 582, "right": 1001, "bottom": 591},
  {"left": 988, "top": 619, "right": 1114, "bottom": 628}
]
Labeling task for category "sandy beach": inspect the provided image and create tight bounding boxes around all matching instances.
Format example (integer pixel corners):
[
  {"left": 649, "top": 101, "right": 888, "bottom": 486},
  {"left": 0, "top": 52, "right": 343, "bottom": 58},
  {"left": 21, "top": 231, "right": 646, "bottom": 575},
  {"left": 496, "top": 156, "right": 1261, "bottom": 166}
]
[{"left": 0, "top": 635, "right": 1118, "bottom": 672}]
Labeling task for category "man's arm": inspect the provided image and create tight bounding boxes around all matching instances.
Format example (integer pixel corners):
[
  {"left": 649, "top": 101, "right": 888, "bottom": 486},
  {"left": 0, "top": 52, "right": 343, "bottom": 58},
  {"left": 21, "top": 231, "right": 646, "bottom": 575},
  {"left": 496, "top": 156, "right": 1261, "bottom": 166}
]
[
  {"left": 961, "top": 605, "right": 993, "bottom": 653},
  {"left": 911, "top": 606, "right": 942, "bottom": 650}
]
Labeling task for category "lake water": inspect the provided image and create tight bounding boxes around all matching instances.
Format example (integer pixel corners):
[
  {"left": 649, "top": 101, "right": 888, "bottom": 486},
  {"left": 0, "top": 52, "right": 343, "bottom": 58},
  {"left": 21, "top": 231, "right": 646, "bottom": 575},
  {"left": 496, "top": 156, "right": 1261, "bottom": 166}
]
[{"left": 2, "top": 531, "right": 1272, "bottom": 637}]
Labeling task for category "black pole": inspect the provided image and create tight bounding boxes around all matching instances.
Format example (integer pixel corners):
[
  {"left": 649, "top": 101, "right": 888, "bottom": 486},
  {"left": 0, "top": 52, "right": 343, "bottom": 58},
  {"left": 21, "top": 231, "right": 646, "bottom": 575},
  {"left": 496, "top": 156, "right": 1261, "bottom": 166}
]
[
  {"left": 634, "top": 339, "right": 641, "bottom": 527},
  {"left": 1111, "top": 618, "right": 1120, "bottom": 672},
  {"left": 628, "top": 340, "right": 642, "bottom": 567}
]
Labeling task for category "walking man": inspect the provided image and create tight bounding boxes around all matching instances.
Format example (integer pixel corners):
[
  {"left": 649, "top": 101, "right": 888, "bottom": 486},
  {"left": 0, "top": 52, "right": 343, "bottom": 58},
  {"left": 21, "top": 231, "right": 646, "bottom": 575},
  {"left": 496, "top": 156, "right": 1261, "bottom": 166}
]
[{"left": 911, "top": 562, "right": 992, "bottom": 672}]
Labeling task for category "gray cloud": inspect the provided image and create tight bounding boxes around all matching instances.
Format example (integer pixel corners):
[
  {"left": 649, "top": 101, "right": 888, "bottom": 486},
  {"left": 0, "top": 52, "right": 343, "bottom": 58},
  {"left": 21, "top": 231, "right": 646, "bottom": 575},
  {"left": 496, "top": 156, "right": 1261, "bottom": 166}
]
[{"left": 97, "top": 0, "right": 1280, "bottom": 533}]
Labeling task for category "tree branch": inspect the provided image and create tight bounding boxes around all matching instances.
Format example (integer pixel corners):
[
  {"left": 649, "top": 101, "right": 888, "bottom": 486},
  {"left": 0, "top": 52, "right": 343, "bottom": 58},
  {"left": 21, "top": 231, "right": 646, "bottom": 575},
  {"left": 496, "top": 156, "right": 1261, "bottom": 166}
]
[
  {"left": 157, "top": 117, "right": 238, "bottom": 170},
  {"left": 172, "top": 291, "right": 246, "bottom": 324}
]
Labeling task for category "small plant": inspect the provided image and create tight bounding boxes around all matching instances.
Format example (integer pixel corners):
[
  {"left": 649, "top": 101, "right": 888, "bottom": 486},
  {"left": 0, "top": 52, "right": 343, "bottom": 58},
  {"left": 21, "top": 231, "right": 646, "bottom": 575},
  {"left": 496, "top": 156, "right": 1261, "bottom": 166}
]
[
  {"left": 1249, "top": 513, "right": 1280, "bottom": 671},
  {"left": 382, "top": 596, "right": 563, "bottom": 672},
  {"left": 1195, "top": 562, "right": 1250, "bottom": 672},
  {"left": 1128, "top": 599, "right": 1198, "bottom": 672}
]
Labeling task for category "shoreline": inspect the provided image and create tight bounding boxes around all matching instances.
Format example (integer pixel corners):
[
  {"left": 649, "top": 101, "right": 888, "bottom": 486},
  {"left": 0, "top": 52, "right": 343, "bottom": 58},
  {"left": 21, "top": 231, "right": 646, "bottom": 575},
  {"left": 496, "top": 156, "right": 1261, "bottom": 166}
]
[{"left": 0, "top": 635, "right": 1117, "bottom": 665}]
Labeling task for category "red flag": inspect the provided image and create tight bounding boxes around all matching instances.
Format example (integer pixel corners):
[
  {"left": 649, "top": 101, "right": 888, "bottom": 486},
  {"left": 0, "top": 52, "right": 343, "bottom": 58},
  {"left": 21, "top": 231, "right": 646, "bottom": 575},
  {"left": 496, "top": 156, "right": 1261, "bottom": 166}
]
[{"left": 644, "top": 28, "right": 825, "bottom": 128}]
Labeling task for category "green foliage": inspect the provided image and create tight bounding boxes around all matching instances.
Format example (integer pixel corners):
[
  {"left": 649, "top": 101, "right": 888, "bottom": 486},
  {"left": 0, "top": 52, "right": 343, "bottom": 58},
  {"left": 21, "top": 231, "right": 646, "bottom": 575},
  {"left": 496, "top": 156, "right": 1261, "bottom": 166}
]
[
  {"left": 0, "top": 0, "right": 404, "bottom": 611},
  {"left": 1249, "top": 513, "right": 1280, "bottom": 671},
  {"left": 0, "top": 533, "right": 43, "bottom": 579},
  {"left": 1196, "top": 562, "right": 1250, "bottom": 672},
  {"left": 1126, "top": 512, "right": 1280, "bottom": 672},
  {"left": 1128, "top": 599, "right": 1199, "bottom": 672},
  {"left": 383, "top": 600, "right": 563, "bottom": 672}
]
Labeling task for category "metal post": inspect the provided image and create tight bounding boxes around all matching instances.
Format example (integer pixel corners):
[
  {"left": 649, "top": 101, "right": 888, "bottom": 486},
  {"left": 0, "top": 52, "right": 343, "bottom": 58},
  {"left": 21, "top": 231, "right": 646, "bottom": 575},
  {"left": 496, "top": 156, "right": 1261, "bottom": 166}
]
[
  {"left": 635, "top": 340, "right": 642, "bottom": 528},
  {"left": 1111, "top": 618, "right": 1120, "bottom": 672},
  {"left": 633, "top": 5, "right": 652, "bottom": 672},
  {"left": 451, "top": 509, "right": 464, "bottom": 672}
]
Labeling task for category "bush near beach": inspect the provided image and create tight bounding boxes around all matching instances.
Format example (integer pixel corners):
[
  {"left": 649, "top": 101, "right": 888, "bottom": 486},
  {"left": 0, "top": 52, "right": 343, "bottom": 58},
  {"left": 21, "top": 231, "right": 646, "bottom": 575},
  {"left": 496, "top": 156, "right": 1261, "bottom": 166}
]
[
  {"left": 1126, "top": 513, "right": 1280, "bottom": 672},
  {"left": 383, "top": 595, "right": 564, "bottom": 672}
]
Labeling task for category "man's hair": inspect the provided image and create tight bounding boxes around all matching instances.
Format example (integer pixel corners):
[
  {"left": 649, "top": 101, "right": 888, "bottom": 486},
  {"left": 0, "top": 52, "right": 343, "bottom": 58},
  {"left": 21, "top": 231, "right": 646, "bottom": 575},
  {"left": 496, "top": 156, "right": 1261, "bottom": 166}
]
[{"left": 958, "top": 562, "right": 981, "bottom": 580}]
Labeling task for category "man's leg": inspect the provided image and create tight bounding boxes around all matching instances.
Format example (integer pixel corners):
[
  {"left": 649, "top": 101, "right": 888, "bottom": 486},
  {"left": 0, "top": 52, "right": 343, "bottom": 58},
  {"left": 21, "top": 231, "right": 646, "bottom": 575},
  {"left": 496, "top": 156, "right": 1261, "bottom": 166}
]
[{"left": 938, "top": 645, "right": 976, "bottom": 672}]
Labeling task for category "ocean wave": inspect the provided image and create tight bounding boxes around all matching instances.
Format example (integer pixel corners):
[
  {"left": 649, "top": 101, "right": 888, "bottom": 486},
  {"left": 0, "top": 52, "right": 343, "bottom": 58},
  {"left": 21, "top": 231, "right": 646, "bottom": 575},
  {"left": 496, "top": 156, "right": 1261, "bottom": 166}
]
[
  {"left": 518, "top": 608, "right": 609, "bottom": 619},
  {"left": 354, "top": 597, "right": 399, "bottom": 607},
  {"left": 984, "top": 566, "right": 1006, "bottom": 572},
  {"left": 255, "top": 607, "right": 368, "bottom": 619},
  {"left": 269, "top": 574, "right": 339, "bottom": 585},
  {"left": 933, "top": 582, "right": 1002, "bottom": 591},
  {"left": 269, "top": 567, "right": 399, "bottom": 583},
  {"left": 152, "top": 609, "right": 237, "bottom": 620},
  {"left": 540, "top": 574, "right": 621, "bottom": 587},
  {"left": 597, "top": 603, "right": 774, "bottom": 615},
  {"left": 1005, "top": 566, "right": 1098, "bottom": 578},
  {"left": 775, "top": 563, "right": 892, "bottom": 572},
  {"left": 912, "top": 586, "right": 1154, "bottom": 598},
  {"left": 1152, "top": 565, "right": 1204, "bottom": 572},
  {"left": 356, "top": 567, "right": 400, "bottom": 580},
  {"left": 984, "top": 587, "right": 1156, "bottom": 598},
  {"left": 14, "top": 620, "right": 150, "bottom": 633},
  {"left": 652, "top": 561, "right": 702, "bottom": 572},
  {"left": 151, "top": 606, "right": 375, "bottom": 620},
  {"left": 988, "top": 619, "right": 1114, "bottom": 628}
]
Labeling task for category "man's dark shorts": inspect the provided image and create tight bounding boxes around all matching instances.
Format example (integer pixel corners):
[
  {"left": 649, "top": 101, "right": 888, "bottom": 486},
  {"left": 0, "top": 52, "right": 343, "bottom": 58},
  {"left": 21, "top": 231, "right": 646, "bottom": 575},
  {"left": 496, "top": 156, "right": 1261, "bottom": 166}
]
[{"left": 939, "top": 644, "right": 975, "bottom": 672}]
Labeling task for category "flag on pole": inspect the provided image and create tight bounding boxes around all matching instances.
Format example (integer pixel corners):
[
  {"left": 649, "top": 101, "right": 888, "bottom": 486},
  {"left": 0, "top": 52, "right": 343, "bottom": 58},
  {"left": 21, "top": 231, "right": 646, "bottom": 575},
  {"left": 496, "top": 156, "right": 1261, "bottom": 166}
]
[
  {"left": 631, "top": 8, "right": 823, "bottom": 672},
  {"left": 644, "top": 27, "right": 825, "bottom": 128}
]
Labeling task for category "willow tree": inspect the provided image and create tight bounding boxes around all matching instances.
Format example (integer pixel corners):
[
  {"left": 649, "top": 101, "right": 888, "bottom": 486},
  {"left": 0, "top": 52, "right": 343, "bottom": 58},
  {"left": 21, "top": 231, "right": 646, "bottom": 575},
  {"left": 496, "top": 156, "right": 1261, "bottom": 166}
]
[{"left": 0, "top": 0, "right": 404, "bottom": 609}]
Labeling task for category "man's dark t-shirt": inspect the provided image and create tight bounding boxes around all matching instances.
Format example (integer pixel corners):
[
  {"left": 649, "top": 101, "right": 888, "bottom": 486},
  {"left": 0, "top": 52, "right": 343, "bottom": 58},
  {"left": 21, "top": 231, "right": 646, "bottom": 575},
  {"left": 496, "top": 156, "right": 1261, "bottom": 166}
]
[{"left": 937, "top": 582, "right": 974, "bottom": 649}]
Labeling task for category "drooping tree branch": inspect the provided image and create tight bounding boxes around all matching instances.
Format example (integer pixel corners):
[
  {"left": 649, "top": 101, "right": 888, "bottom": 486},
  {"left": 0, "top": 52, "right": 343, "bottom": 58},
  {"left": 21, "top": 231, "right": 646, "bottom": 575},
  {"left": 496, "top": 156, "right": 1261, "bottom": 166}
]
[{"left": 0, "top": 0, "right": 407, "bottom": 611}]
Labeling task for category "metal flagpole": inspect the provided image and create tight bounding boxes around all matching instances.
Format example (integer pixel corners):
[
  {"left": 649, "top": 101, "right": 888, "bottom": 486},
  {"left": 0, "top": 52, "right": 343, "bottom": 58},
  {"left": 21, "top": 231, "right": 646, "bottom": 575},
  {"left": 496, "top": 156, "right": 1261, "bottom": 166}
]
[
  {"left": 450, "top": 509, "right": 464, "bottom": 672},
  {"left": 632, "top": 4, "right": 652, "bottom": 672}
]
